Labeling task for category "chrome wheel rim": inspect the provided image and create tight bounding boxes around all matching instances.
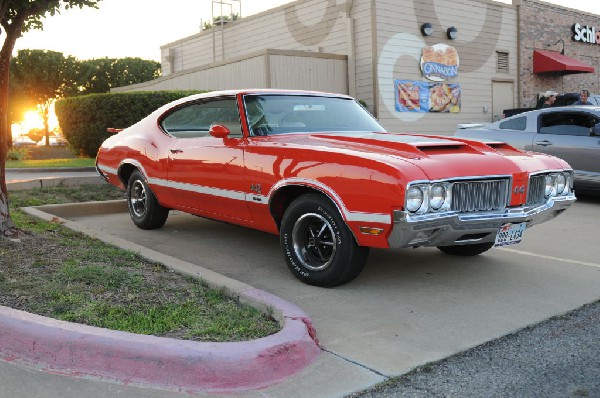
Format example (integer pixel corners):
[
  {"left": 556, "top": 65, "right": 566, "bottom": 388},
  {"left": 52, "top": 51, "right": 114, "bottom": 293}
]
[
  {"left": 130, "top": 180, "right": 147, "bottom": 218},
  {"left": 292, "top": 213, "right": 337, "bottom": 271}
]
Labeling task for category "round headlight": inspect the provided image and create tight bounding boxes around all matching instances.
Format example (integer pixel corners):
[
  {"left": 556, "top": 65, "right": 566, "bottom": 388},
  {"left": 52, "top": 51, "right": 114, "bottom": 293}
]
[
  {"left": 429, "top": 184, "right": 446, "bottom": 210},
  {"left": 544, "top": 175, "right": 555, "bottom": 197},
  {"left": 555, "top": 173, "right": 566, "bottom": 194},
  {"left": 406, "top": 186, "right": 424, "bottom": 213}
]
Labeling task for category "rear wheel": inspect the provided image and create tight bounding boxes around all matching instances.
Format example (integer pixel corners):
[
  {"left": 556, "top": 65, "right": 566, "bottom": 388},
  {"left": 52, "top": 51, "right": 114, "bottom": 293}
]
[
  {"left": 437, "top": 242, "right": 494, "bottom": 256},
  {"left": 126, "top": 170, "right": 169, "bottom": 230},
  {"left": 280, "top": 194, "right": 369, "bottom": 287}
]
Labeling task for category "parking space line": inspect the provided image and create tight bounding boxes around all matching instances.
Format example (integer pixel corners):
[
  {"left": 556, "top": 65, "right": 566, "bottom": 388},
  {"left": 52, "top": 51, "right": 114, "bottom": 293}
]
[{"left": 497, "top": 247, "right": 600, "bottom": 269}]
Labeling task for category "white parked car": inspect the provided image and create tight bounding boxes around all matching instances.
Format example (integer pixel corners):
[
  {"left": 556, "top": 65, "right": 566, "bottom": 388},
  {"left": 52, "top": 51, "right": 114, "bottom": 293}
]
[
  {"left": 13, "top": 136, "right": 37, "bottom": 146},
  {"left": 37, "top": 136, "right": 68, "bottom": 146}
]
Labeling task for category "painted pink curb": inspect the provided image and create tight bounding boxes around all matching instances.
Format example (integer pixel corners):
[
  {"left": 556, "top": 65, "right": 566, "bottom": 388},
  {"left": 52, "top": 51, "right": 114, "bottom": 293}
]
[{"left": 0, "top": 288, "right": 320, "bottom": 393}]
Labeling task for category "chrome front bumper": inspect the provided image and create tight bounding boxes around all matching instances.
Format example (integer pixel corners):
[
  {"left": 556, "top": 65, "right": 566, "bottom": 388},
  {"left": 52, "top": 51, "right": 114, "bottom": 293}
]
[{"left": 388, "top": 194, "right": 576, "bottom": 248}]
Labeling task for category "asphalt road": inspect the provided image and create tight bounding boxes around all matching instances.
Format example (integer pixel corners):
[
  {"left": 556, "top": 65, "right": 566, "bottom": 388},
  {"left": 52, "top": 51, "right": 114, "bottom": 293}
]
[{"left": 349, "top": 300, "right": 600, "bottom": 398}]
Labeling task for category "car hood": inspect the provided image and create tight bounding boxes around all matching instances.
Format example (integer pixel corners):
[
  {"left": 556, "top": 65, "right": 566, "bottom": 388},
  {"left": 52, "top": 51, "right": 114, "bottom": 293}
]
[{"left": 260, "top": 131, "right": 569, "bottom": 180}]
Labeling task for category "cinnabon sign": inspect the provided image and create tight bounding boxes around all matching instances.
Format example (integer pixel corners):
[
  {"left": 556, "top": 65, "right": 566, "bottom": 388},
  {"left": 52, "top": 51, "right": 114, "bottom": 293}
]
[
  {"left": 572, "top": 23, "right": 600, "bottom": 44},
  {"left": 420, "top": 44, "right": 459, "bottom": 82}
]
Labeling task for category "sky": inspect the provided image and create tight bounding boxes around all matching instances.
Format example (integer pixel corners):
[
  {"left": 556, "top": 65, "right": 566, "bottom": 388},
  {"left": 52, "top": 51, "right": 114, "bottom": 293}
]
[{"left": 11, "top": 0, "right": 600, "bottom": 63}]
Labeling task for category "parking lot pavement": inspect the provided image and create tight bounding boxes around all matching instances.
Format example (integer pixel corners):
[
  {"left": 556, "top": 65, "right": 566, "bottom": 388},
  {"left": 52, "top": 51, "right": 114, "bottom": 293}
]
[{"left": 8, "top": 193, "right": 596, "bottom": 397}]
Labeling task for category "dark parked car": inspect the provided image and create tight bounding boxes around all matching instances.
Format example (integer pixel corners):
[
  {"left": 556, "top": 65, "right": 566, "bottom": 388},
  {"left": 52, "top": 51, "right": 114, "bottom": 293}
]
[
  {"left": 502, "top": 93, "right": 600, "bottom": 118},
  {"left": 455, "top": 106, "right": 600, "bottom": 192}
]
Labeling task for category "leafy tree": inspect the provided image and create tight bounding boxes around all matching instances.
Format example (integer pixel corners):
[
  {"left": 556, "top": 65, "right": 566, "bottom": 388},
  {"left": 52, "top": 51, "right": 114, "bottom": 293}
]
[
  {"left": 1, "top": 0, "right": 102, "bottom": 237},
  {"left": 76, "top": 57, "right": 160, "bottom": 94},
  {"left": 27, "top": 127, "right": 44, "bottom": 143},
  {"left": 202, "top": 13, "right": 239, "bottom": 30},
  {"left": 10, "top": 49, "right": 78, "bottom": 146}
]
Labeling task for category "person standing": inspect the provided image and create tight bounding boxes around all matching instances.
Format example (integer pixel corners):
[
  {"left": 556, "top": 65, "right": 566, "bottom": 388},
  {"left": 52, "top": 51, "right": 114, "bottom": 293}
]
[
  {"left": 541, "top": 91, "right": 558, "bottom": 108},
  {"left": 573, "top": 89, "right": 591, "bottom": 105}
]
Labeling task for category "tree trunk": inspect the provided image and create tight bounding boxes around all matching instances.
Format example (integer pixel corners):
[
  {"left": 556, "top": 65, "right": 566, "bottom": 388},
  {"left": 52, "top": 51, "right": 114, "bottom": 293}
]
[
  {"left": 42, "top": 102, "right": 50, "bottom": 146},
  {"left": 0, "top": 172, "right": 16, "bottom": 236},
  {"left": 0, "top": 15, "right": 25, "bottom": 237},
  {"left": 0, "top": 49, "right": 15, "bottom": 236}
]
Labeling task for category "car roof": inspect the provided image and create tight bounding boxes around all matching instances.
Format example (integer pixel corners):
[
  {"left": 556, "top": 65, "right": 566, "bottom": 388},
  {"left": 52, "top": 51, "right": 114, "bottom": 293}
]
[
  {"left": 157, "top": 89, "right": 355, "bottom": 114},
  {"left": 504, "top": 105, "right": 600, "bottom": 120},
  {"left": 183, "top": 89, "right": 352, "bottom": 101}
]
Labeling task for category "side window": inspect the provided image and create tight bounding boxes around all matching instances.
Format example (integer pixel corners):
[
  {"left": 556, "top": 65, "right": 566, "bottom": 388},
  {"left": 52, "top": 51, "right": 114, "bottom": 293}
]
[
  {"left": 499, "top": 116, "right": 526, "bottom": 131},
  {"left": 539, "top": 112, "right": 595, "bottom": 136},
  {"left": 161, "top": 98, "right": 242, "bottom": 138}
]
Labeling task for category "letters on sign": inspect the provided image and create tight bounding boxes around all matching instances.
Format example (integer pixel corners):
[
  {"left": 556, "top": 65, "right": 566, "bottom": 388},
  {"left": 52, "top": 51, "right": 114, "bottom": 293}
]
[
  {"left": 572, "top": 23, "right": 600, "bottom": 45},
  {"left": 420, "top": 44, "right": 459, "bottom": 82}
]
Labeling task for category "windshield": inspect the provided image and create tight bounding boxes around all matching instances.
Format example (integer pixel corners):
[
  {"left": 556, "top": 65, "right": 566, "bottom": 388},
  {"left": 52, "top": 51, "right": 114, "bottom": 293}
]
[{"left": 243, "top": 94, "right": 385, "bottom": 136}]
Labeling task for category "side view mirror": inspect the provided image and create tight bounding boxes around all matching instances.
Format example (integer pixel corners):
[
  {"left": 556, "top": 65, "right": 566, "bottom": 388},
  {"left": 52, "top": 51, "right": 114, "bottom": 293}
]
[
  {"left": 591, "top": 123, "right": 600, "bottom": 136},
  {"left": 209, "top": 124, "right": 231, "bottom": 138}
]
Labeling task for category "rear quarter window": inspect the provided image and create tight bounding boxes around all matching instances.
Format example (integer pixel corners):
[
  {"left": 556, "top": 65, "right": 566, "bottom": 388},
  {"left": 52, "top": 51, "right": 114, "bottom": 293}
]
[{"left": 499, "top": 116, "right": 526, "bottom": 131}]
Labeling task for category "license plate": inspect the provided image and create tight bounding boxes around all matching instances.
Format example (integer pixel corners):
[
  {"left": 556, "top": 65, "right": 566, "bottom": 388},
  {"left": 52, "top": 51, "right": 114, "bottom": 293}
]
[{"left": 494, "top": 222, "right": 526, "bottom": 247}]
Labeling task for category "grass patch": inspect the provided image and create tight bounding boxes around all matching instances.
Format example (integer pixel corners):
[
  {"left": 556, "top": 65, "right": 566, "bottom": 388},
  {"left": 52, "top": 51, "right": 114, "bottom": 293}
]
[
  {"left": 9, "top": 184, "right": 125, "bottom": 208},
  {"left": 6, "top": 157, "right": 95, "bottom": 168},
  {"left": 1, "top": 184, "right": 280, "bottom": 342}
]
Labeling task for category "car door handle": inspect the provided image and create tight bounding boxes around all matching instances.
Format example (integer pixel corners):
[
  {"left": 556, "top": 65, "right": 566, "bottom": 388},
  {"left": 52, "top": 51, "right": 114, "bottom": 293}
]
[
  {"left": 535, "top": 140, "right": 553, "bottom": 147},
  {"left": 170, "top": 149, "right": 183, "bottom": 154}
]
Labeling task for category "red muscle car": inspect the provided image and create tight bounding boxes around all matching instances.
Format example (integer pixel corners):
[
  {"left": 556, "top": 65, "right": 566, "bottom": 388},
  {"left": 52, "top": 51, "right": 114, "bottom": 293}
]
[{"left": 96, "top": 90, "right": 576, "bottom": 287}]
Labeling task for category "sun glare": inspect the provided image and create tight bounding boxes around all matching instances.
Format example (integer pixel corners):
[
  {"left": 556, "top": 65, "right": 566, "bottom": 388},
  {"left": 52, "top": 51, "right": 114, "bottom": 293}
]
[
  {"left": 11, "top": 104, "right": 60, "bottom": 140},
  {"left": 23, "top": 110, "right": 44, "bottom": 131}
]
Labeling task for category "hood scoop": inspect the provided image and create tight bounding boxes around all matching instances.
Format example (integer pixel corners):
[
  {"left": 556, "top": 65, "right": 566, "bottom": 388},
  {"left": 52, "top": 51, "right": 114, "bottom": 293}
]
[
  {"left": 311, "top": 132, "right": 483, "bottom": 157},
  {"left": 413, "top": 143, "right": 471, "bottom": 154}
]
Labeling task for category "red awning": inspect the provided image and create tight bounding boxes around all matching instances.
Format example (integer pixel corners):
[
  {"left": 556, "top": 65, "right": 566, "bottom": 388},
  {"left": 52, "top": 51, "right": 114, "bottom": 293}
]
[{"left": 533, "top": 50, "right": 595, "bottom": 74}]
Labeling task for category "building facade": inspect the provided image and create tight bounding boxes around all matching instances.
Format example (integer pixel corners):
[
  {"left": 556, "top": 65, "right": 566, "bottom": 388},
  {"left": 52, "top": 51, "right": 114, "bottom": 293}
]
[
  {"left": 517, "top": 0, "right": 600, "bottom": 107},
  {"left": 114, "top": 0, "right": 598, "bottom": 134}
]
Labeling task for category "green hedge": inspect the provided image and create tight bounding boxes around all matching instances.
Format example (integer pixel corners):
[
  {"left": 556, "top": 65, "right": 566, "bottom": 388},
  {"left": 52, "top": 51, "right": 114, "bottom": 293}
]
[{"left": 55, "top": 90, "right": 205, "bottom": 157}]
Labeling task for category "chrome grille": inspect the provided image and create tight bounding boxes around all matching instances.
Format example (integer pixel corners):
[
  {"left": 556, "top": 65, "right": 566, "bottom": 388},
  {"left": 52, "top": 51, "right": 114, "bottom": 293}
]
[
  {"left": 527, "top": 174, "right": 546, "bottom": 205},
  {"left": 451, "top": 179, "right": 509, "bottom": 212}
]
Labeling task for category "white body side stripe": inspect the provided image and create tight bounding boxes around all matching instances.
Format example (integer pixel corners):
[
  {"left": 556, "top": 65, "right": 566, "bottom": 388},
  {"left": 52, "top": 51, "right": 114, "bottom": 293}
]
[
  {"left": 97, "top": 164, "right": 118, "bottom": 175},
  {"left": 100, "top": 163, "right": 391, "bottom": 225},
  {"left": 149, "top": 178, "right": 247, "bottom": 201}
]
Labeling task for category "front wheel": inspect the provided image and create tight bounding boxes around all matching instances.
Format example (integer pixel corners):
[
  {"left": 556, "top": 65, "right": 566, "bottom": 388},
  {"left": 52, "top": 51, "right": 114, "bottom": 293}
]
[
  {"left": 437, "top": 242, "right": 494, "bottom": 256},
  {"left": 126, "top": 170, "right": 169, "bottom": 230},
  {"left": 280, "top": 194, "right": 369, "bottom": 287}
]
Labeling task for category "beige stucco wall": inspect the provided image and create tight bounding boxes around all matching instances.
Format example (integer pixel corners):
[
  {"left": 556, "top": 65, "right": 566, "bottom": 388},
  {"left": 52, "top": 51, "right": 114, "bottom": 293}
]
[
  {"left": 112, "top": 49, "right": 347, "bottom": 94},
  {"left": 116, "top": 1, "right": 364, "bottom": 98},
  {"left": 160, "top": 0, "right": 354, "bottom": 77},
  {"left": 374, "top": 0, "right": 518, "bottom": 134}
]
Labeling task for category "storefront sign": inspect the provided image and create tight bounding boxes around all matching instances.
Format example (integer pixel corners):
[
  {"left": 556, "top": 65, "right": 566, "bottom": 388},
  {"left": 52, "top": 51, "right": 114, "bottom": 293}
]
[
  {"left": 572, "top": 23, "right": 600, "bottom": 44},
  {"left": 420, "top": 44, "right": 459, "bottom": 82},
  {"left": 395, "top": 80, "right": 461, "bottom": 113}
]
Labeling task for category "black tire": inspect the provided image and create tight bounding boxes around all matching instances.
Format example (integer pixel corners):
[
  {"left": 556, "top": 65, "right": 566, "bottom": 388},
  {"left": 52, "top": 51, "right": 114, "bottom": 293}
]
[
  {"left": 280, "top": 194, "right": 369, "bottom": 287},
  {"left": 437, "top": 242, "right": 494, "bottom": 256},
  {"left": 126, "top": 170, "right": 169, "bottom": 230}
]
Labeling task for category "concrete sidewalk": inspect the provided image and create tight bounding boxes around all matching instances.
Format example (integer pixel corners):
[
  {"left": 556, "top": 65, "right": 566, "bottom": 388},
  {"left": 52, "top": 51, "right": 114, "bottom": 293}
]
[{"left": 6, "top": 167, "right": 102, "bottom": 190}]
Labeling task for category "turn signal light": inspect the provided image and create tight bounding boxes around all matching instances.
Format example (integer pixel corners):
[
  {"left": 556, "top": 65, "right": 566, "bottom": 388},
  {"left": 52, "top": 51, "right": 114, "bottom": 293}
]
[{"left": 359, "top": 227, "right": 384, "bottom": 235}]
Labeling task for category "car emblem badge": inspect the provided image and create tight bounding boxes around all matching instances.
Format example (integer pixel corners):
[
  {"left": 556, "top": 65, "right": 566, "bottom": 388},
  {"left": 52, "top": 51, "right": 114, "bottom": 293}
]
[
  {"left": 513, "top": 185, "right": 525, "bottom": 194},
  {"left": 250, "top": 183, "right": 262, "bottom": 194}
]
